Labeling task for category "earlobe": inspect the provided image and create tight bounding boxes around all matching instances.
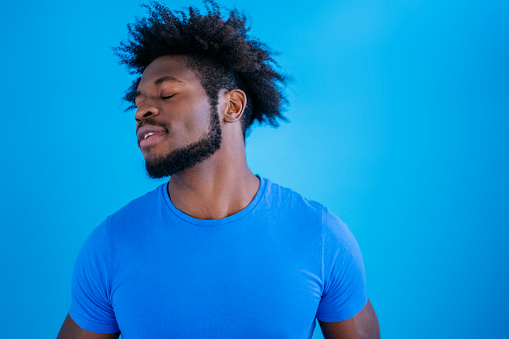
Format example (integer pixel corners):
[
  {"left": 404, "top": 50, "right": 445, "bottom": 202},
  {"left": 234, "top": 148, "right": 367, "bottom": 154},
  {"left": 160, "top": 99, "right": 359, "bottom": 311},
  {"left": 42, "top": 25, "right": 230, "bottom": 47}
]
[{"left": 223, "top": 89, "right": 246, "bottom": 123}]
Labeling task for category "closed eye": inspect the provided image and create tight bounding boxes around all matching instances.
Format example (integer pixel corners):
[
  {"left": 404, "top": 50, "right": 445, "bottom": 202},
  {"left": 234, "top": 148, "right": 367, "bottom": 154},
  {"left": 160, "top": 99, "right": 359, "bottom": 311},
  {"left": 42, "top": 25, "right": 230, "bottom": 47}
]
[{"left": 161, "top": 94, "right": 176, "bottom": 100}]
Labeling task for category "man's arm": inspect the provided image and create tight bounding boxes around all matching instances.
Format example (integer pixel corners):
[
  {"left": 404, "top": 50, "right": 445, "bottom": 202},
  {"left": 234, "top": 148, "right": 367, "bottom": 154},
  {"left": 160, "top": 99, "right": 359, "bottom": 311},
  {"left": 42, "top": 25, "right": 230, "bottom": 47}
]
[
  {"left": 57, "top": 314, "right": 121, "bottom": 339},
  {"left": 318, "top": 299, "right": 380, "bottom": 339}
]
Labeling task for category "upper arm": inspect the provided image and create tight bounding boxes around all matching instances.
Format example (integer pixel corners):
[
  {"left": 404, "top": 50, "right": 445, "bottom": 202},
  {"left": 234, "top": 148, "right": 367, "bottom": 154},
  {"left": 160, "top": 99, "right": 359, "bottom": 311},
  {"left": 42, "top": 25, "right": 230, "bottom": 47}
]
[
  {"left": 57, "top": 314, "right": 120, "bottom": 339},
  {"left": 68, "top": 221, "right": 120, "bottom": 333},
  {"left": 317, "top": 208, "right": 368, "bottom": 322},
  {"left": 318, "top": 299, "right": 380, "bottom": 339}
]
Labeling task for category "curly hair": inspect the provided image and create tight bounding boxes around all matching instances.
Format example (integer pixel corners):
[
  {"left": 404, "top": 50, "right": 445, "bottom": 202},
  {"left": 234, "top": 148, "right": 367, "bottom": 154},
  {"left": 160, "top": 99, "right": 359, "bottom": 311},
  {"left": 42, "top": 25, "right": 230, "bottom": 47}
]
[{"left": 113, "top": 0, "right": 288, "bottom": 139}]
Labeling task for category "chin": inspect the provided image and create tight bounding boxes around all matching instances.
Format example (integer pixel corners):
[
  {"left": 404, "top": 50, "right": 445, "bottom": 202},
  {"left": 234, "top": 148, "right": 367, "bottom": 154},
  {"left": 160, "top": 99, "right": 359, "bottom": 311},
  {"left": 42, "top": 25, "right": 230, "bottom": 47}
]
[
  {"left": 141, "top": 145, "right": 168, "bottom": 158},
  {"left": 143, "top": 152, "right": 168, "bottom": 166}
]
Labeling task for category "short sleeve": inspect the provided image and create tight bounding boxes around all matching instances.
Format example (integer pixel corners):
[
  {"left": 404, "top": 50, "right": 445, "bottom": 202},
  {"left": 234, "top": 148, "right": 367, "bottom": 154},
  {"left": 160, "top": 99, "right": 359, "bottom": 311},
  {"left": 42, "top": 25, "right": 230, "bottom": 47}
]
[
  {"left": 316, "top": 207, "right": 368, "bottom": 322},
  {"left": 68, "top": 218, "right": 120, "bottom": 334}
]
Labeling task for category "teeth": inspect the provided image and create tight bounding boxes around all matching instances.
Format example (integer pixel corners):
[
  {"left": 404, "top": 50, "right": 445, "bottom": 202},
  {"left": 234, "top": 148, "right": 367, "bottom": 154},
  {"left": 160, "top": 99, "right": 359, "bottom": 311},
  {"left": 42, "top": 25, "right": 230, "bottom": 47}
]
[{"left": 144, "top": 132, "right": 155, "bottom": 140}]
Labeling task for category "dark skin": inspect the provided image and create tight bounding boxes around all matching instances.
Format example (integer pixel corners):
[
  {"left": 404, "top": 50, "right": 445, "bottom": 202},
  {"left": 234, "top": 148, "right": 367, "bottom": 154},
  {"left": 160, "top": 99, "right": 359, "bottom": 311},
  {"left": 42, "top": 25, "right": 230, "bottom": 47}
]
[
  {"left": 57, "top": 55, "right": 380, "bottom": 338},
  {"left": 318, "top": 300, "right": 380, "bottom": 338},
  {"left": 57, "top": 314, "right": 120, "bottom": 339},
  {"left": 135, "top": 55, "right": 260, "bottom": 219}
]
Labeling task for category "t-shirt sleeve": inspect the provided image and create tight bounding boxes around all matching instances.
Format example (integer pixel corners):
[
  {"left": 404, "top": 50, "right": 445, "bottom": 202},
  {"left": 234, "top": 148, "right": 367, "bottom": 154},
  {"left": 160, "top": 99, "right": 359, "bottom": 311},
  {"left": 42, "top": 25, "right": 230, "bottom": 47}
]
[
  {"left": 316, "top": 206, "right": 368, "bottom": 322},
  {"left": 68, "top": 218, "right": 120, "bottom": 334}
]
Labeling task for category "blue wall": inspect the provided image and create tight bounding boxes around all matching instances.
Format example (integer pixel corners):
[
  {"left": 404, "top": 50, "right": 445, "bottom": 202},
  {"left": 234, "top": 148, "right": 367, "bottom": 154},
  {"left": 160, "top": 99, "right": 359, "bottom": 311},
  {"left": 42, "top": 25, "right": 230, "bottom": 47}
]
[{"left": 0, "top": 0, "right": 507, "bottom": 337}]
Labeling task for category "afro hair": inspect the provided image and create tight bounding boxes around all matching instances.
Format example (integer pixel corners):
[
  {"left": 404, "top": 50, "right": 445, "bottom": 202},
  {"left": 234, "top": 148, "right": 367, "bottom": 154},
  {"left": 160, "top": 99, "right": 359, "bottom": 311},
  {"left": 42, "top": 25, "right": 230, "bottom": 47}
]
[{"left": 113, "top": 0, "right": 288, "bottom": 138}]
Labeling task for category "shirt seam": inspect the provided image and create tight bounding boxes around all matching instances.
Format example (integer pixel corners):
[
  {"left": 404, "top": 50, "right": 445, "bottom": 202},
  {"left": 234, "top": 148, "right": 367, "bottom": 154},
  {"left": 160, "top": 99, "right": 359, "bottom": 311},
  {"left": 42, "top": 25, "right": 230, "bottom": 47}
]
[
  {"left": 105, "top": 216, "right": 113, "bottom": 307},
  {"left": 316, "top": 296, "right": 369, "bottom": 321},
  {"left": 321, "top": 205, "right": 325, "bottom": 297}
]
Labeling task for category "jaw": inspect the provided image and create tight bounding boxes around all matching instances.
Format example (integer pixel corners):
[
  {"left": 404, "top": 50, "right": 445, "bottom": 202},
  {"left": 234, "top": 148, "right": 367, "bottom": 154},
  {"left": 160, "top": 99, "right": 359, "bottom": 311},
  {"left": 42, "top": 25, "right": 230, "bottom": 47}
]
[{"left": 143, "top": 137, "right": 222, "bottom": 178}]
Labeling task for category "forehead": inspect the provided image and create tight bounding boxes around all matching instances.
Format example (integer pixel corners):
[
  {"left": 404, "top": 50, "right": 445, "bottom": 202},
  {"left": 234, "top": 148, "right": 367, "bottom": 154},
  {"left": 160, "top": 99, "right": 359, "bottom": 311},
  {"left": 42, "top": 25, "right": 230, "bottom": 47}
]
[{"left": 137, "top": 55, "right": 200, "bottom": 88}]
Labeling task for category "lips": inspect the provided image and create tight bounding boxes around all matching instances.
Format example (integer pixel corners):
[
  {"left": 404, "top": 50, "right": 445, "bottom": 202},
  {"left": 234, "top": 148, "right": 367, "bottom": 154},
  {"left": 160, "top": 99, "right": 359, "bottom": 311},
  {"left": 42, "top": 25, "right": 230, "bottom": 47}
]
[{"left": 137, "top": 124, "right": 167, "bottom": 149}]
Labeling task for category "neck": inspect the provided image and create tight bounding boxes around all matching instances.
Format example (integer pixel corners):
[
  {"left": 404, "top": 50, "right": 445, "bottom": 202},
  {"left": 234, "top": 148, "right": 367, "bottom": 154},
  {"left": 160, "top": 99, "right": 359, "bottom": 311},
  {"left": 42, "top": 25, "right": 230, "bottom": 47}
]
[{"left": 167, "top": 144, "right": 260, "bottom": 220}]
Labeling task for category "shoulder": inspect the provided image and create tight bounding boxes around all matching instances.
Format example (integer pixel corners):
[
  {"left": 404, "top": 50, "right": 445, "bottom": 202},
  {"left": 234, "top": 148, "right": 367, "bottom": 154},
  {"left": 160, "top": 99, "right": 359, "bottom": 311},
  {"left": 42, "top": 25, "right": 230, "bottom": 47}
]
[
  {"left": 83, "top": 183, "right": 167, "bottom": 241},
  {"left": 321, "top": 206, "right": 354, "bottom": 242},
  {"left": 263, "top": 178, "right": 349, "bottom": 232},
  {"left": 262, "top": 178, "right": 361, "bottom": 260},
  {"left": 263, "top": 177, "right": 325, "bottom": 215},
  {"left": 79, "top": 184, "right": 168, "bottom": 252},
  {"left": 264, "top": 178, "right": 357, "bottom": 247},
  {"left": 106, "top": 183, "right": 166, "bottom": 224}
]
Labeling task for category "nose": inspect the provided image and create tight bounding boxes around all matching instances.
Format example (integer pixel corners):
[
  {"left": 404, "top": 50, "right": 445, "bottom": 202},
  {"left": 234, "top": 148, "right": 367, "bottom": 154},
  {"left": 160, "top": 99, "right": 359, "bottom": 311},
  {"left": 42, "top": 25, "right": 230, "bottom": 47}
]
[{"left": 135, "top": 102, "right": 160, "bottom": 122}]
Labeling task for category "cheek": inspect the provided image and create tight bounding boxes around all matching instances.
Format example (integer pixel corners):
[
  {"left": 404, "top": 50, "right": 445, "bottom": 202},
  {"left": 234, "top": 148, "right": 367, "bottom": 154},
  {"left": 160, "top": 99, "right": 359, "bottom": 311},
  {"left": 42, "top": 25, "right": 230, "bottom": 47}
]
[{"left": 181, "top": 98, "right": 214, "bottom": 134}]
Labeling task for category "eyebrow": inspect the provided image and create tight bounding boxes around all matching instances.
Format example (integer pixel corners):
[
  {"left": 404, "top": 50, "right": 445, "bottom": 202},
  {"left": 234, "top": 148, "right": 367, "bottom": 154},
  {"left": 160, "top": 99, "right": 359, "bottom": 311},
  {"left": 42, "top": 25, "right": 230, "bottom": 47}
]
[
  {"left": 134, "top": 76, "right": 183, "bottom": 99},
  {"left": 155, "top": 75, "right": 183, "bottom": 85}
]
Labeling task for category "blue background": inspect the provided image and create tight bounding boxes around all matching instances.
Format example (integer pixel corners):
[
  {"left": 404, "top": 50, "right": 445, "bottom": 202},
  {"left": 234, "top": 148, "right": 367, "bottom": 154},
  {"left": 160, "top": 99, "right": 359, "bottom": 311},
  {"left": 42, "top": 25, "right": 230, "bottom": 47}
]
[{"left": 0, "top": 0, "right": 507, "bottom": 338}]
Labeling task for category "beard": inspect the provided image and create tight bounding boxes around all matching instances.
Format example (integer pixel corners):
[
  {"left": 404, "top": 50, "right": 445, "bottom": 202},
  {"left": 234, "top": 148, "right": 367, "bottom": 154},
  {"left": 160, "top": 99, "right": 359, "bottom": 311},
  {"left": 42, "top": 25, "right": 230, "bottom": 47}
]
[{"left": 143, "top": 106, "right": 222, "bottom": 178}]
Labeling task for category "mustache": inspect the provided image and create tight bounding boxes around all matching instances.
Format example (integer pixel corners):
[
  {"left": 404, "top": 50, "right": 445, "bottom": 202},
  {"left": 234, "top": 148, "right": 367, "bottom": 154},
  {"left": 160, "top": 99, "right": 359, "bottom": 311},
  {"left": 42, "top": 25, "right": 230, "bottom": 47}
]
[{"left": 136, "top": 119, "right": 169, "bottom": 134}]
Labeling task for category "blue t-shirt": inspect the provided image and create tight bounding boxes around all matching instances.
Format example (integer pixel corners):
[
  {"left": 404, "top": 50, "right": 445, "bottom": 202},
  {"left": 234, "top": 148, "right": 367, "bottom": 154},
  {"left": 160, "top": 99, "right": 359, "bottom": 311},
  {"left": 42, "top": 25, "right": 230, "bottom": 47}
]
[{"left": 69, "top": 177, "right": 367, "bottom": 338}]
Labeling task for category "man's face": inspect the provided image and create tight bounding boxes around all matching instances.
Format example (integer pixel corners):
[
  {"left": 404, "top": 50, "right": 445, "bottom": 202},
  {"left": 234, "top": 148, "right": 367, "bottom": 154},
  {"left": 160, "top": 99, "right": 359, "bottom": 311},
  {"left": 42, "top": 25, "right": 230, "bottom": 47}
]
[{"left": 134, "top": 55, "right": 222, "bottom": 178}]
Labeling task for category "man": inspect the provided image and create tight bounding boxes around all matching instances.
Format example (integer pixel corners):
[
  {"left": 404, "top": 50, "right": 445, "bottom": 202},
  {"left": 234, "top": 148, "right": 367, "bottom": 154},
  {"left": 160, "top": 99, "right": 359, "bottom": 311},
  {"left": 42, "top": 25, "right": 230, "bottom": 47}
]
[{"left": 58, "top": 2, "right": 380, "bottom": 338}]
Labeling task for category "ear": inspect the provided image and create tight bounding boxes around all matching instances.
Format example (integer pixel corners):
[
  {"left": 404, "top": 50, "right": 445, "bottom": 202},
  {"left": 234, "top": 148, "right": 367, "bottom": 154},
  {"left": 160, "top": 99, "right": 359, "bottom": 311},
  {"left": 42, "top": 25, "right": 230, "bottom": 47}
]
[{"left": 223, "top": 89, "right": 247, "bottom": 123}]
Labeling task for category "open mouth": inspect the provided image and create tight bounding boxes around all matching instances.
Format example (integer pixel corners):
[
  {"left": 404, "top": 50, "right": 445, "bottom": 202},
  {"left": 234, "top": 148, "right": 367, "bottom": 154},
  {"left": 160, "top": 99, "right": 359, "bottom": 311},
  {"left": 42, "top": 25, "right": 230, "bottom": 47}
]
[{"left": 139, "top": 131, "right": 166, "bottom": 148}]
